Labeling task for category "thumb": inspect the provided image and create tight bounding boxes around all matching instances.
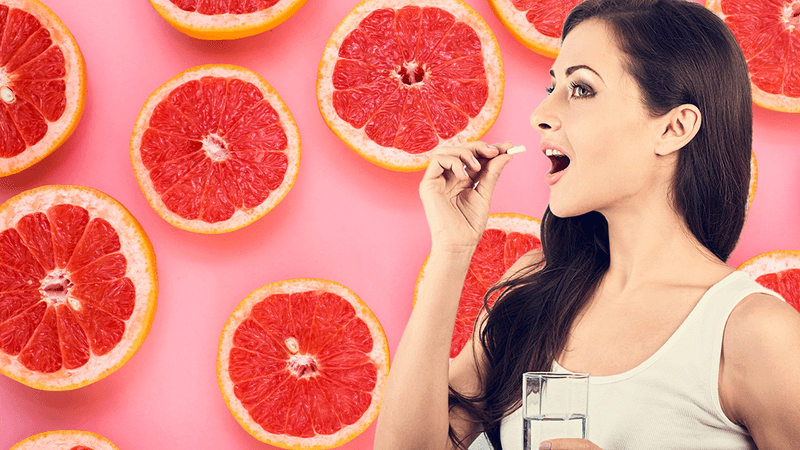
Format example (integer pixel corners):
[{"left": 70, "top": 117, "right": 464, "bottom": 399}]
[{"left": 474, "top": 153, "right": 513, "bottom": 198}]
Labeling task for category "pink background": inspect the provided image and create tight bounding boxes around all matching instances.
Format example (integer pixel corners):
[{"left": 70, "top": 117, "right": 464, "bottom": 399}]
[{"left": 1, "top": 0, "right": 799, "bottom": 448}]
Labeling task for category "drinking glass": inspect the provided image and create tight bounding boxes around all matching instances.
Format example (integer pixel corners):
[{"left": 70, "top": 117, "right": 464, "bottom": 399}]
[{"left": 522, "top": 372, "right": 589, "bottom": 450}]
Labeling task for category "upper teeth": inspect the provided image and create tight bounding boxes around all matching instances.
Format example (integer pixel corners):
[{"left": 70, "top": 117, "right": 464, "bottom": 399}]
[{"left": 545, "top": 148, "right": 564, "bottom": 157}]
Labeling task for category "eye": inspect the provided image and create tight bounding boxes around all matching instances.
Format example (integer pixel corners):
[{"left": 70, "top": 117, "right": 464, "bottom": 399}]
[{"left": 569, "top": 81, "right": 594, "bottom": 98}]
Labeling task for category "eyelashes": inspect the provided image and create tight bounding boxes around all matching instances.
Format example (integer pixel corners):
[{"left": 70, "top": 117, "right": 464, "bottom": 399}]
[{"left": 545, "top": 80, "right": 595, "bottom": 98}]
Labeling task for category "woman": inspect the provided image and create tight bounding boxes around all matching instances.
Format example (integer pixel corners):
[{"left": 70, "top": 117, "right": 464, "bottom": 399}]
[{"left": 374, "top": 0, "right": 800, "bottom": 449}]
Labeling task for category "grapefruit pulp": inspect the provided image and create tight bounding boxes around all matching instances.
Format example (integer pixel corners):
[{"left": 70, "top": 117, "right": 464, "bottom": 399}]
[
  {"left": 487, "top": 0, "right": 584, "bottom": 58},
  {"left": 738, "top": 250, "right": 800, "bottom": 312},
  {"left": 0, "top": 0, "right": 86, "bottom": 176},
  {"left": 414, "top": 213, "right": 542, "bottom": 359},
  {"left": 707, "top": 0, "right": 800, "bottom": 112},
  {"left": 317, "top": 0, "right": 504, "bottom": 171},
  {"left": 0, "top": 185, "right": 157, "bottom": 391},
  {"left": 217, "top": 278, "right": 390, "bottom": 449},
  {"left": 130, "top": 64, "right": 300, "bottom": 234},
  {"left": 149, "top": 0, "right": 309, "bottom": 40}
]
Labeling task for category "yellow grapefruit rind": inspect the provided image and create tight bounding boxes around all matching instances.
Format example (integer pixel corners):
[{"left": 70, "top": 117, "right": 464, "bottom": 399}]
[
  {"left": 217, "top": 278, "right": 390, "bottom": 450},
  {"left": 0, "top": 0, "right": 87, "bottom": 177},
  {"left": 706, "top": 0, "right": 800, "bottom": 113},
  {"left": 10, "top": 430, "right": 121, "bottom": 450},
  {"left": 487, "top": 0, "right": 561, "bottom": 58},
  {"left": 316, "top": 0, "right": 505, "bottom": 172},
  {"left": 148, "top": 0, "right": 309, "bottom": 40},
  {"left": 0, "top": 185, "right": 158, "bottom": 391},
  {"left": 737, "top": 250, "right": 800, "bottom": 290},
  {"left": 130, "top": 64, "right": 301, "bottom": 234}
]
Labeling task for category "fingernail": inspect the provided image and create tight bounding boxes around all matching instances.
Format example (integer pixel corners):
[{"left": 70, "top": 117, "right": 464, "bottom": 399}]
[
  {"left": 538, "top": 442, "right": 552, "bottom": 450},
  {"left": 471, "top": 156, "right": 480, "bottom": 167}
]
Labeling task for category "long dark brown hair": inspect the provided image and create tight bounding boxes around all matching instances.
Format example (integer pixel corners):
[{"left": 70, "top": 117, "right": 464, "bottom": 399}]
[{"left": 448, "top": 0, "right": 753, "bottom": 448}]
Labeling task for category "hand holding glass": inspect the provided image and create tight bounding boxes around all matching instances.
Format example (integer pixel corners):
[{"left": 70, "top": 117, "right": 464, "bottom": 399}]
[{"left": 523, "top": 372, "right": 589, "bottom": 450}]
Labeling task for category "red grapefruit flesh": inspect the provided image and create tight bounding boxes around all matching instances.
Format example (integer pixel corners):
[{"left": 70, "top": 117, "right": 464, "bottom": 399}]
[
  {"left": 0, "top": 185, "right": 157, "bottom": 391},
  {"left": 317, "top": 0, "right": 504, "bottom": 171},
  {"left": 0, "top": 0, "right": 86, "bottom": 176},
  {"left": 738, "top": 250, "right": 800, "bottom": 312},
  {"left": 217, "top": 278, "right": 390, "bottom": 449},
  {"left": 130, "top": 64, "right": 300, "bottom": 234},
  {"left": 488, "top": 0, "right": 584, "bottom": 58}
]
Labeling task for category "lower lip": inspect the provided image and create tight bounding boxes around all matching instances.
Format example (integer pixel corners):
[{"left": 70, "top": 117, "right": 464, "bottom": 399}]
[{"left": 545, "top": 167, "right": 567, "bottom": 186}]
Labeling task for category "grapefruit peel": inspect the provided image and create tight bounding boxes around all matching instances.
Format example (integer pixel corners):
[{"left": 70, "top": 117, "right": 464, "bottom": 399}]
[{"left": 9, "top": 430, "right": 121, "bottom": 450}]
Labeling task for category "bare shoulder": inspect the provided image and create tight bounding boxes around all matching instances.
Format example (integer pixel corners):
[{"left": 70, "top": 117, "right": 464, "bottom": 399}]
[{"left": 720, "top": 292, "right": 800, "bottom": 446}]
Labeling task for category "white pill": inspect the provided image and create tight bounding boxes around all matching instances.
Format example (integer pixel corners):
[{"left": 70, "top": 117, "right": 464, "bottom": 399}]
[{"left": 507, "top": 145, "right": 526, "bottom": 155}]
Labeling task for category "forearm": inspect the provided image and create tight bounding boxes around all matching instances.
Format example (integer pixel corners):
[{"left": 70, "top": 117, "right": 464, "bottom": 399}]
[{"left": 375, "top": 249, "right": 474, "bottom": 450}]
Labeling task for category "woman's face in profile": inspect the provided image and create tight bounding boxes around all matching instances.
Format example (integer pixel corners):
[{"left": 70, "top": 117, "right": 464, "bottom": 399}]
[{"left": 531, "top": 19, "right": 668, "bottom": 219}]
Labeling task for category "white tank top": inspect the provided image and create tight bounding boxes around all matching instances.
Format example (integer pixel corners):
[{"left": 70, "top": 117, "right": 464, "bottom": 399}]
[{"left": 498, "top": 270, "right": 780, "bottom": 450}]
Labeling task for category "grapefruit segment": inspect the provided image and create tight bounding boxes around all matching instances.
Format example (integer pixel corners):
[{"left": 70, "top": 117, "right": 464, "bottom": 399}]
[
  {"left": 217, "top": 278, "right": 390, "bottom": 449},
  {"left": 10, "top": 430, "right": 120, "bottom": 450},
  {"left": 149, "top": 0, "right": 308, "bottom": 40},
  {"left": 0, "top": 0, "right": 86, "bottom": 176},
  {"left": 130, "top": 65, "right": 300, "bottom": 234},
  {"left": 317, "top": 0, "right": 504, "bottom": 171},
  {"left": 0, "top": 185, "right": 157, "bottom": 391},
  {"left": 414, "top": 213, "right": 542, "bottom": 359},
  {"left": 707, "top": 0, "right": 800, "bottom": 112},
  {"left": 738, "top": 250, "right": 800, "bottom": 312},
  {"left": 488, "top": 0, "right": 584, "bottom": 58}
]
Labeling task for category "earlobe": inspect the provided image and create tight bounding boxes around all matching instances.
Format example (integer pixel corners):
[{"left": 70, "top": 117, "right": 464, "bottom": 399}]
[{"left": 655, "top": 104, "right": 702, "bottom": 156}]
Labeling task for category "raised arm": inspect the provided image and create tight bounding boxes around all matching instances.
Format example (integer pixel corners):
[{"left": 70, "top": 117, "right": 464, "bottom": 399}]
[{"left": 374, "top": 142, "right": 514, "bottom": 450}]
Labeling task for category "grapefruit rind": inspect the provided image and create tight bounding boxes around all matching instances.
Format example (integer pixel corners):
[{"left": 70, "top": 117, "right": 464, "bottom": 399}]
[
  {"left": 0, "top": 0, "right": 87, "bottom": 177},
  {"left": 486, "top": 0, "right": 562, "bottom": 58},
  {"left": 148, "top": 0, "right": 309, "bottom": 40},
  {"left": 217, "top": 278, "right": 390, "bottom": 449},
  {"left": 10, "top": 430, "right": 120, "bottom": 450},
  {"left": 130, "top": 64, "right": 301, "bottom": 234},
  {"left": 316, "top": 0, "right": 504, "bottom": 172},
  {"left": 0, "top": 185, "right": 158, "bottom": 391},
  {"left": 737, "top": 250, "right": 800, "bottom": 284},
  {"left": 413, "top": 213, "right": 542, "bottom": 358},
  {"left": 706, "top": 0, "right": 800, "bottom": 113},
  {"left": 747, "top": 150, "right": 757, "bottom": 213}
]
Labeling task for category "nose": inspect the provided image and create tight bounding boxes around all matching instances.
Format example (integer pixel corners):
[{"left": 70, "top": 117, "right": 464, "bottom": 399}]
[{"left": 530, "top": 97, "right": 560, "bottom": 134}]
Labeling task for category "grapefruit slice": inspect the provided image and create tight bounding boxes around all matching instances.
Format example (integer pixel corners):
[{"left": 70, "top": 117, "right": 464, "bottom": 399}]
[
  {"left": 217, "top": 278, "right": 390, "bottom": 449},
  {"left": 414, "top": 213, "right": 541, "bottom": 359},
  {"left": 317, "top": 0, "right": 504, "bottom": 172},
  {"left": 747, "top": 149, "right": 757, "bottom": 213},
  {"left": 487, "top": 0, "right": 584, "bottom": 58},
  {"left": 10, "top": 430, "right": 120, "bottom": 450},
  {"left": 130, "top": 64, "right": 300, "bottom": 234},
  {"left": 738, "top": 250, "right": 800, "bottom": 312},
  {"left": 0, "top": 185, "right": 157, "bottom": 391},
  {"left": 148, "top": 0, "right": 309, "bottom": 40},
  {"left": 707, "top": 0, "right": 800, "bottom": 112},
  {"left": 0, "top": 0, "right": 86, "bottom": 176}
]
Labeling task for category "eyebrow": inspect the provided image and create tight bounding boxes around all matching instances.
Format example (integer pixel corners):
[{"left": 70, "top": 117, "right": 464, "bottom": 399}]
[{"left": 549, "top": 65, "right": 603, "bottom": 80}]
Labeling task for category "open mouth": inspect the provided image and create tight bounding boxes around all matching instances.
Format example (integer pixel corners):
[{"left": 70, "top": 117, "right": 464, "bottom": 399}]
[{"left": 546, "top": 151, "right": 571, "bottom": 174}]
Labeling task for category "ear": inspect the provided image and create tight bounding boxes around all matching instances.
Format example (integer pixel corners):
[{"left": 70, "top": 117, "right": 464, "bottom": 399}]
[{"left": 655, "top": 104, "right": 701, "bottom": 156}]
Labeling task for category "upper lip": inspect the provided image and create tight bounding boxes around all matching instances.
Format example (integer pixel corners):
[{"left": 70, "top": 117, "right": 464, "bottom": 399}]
[{"left": 540, "top": 140, "right": 570, "bottom": 159}]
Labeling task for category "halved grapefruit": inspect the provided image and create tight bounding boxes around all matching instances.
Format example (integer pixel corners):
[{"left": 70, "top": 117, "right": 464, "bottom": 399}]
[
  {"left": 414, "top": 213, "right": 541, "bottom": 359},
  {"left": 487, "top": 0, "right": 583, "bottom": 58},
  {"left": 738, "top": 250, "right": 800, "bottom": 312},
  {"left": 130, "top": 64, "right": 300, "bottom": 234},
  {"left": 217, "top": 278, "right": 390, "bottom": 449},
  {"left": 148, "top": 0, "right": 309, "bottom": 40},
  {"left": 707, "top": 0, "right": 800, "bottom": 112},
  {"left": 0, "top": 0, "right": 86, "bottom": 176},
  {"left": 10, "top": 430, "right": 120, "bottom": 450},
  {"left": 317, "top": 0, "right": 504, "bottom": 172},
  {"left": 748, "top": 149, "right": 757, "bottom": 213},
  {"left": 0, "top": 185, "right": 157, "bottom": 391}
]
